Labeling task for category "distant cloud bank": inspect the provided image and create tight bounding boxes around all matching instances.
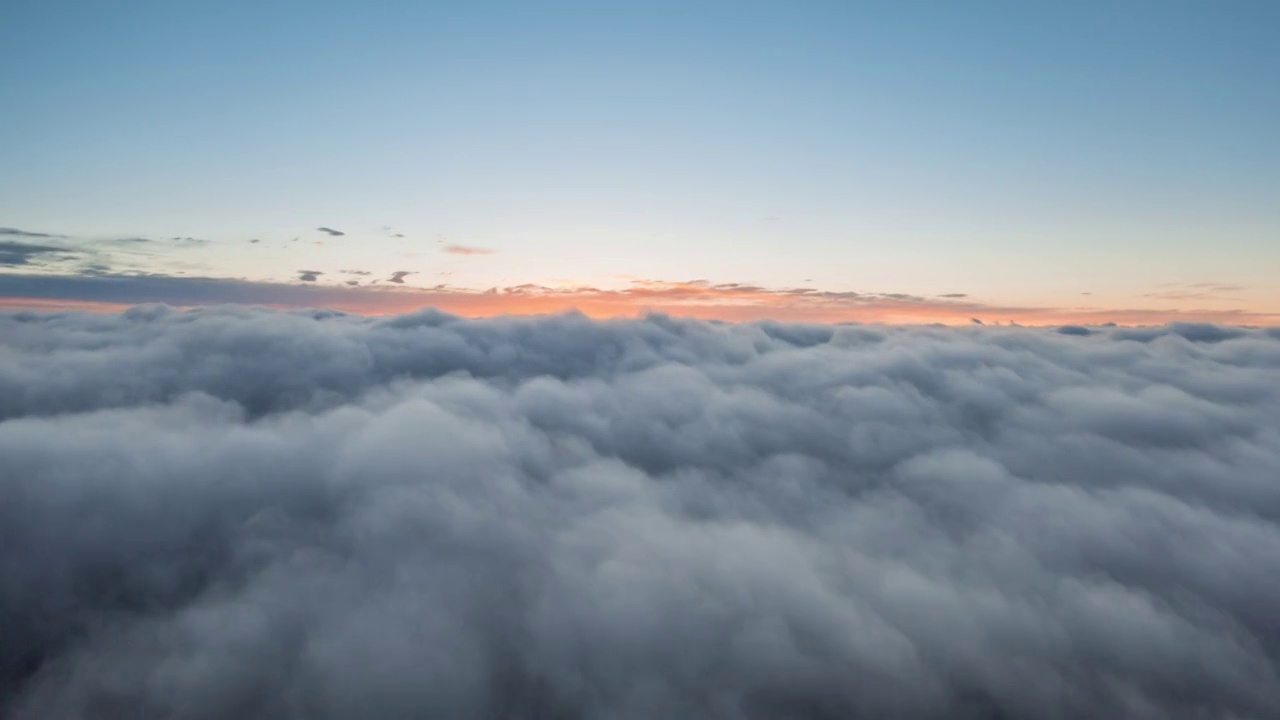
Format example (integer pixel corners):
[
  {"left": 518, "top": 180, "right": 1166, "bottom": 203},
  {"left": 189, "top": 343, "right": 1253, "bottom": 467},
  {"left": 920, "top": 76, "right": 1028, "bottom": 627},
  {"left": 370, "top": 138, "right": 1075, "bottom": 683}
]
[
  {"left": 1, "top": 307, "right": 1279, "bottom": 718},
  {"left": 0, "top": 273, "right": 1277, "bottom": 326}
]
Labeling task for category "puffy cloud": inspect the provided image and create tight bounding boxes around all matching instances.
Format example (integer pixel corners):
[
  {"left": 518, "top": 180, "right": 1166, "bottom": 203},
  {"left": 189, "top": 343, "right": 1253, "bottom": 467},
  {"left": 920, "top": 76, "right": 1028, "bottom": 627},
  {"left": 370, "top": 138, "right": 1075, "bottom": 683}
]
[{"left": 1, "top": 307, "right": 1280, "bottom": 719}]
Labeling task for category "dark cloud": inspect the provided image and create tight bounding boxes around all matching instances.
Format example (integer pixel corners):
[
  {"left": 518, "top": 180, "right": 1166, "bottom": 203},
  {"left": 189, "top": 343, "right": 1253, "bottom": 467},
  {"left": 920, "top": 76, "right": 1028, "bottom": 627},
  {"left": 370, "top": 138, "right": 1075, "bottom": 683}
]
[
  {"left": 249, "top": 238, "right": 261, "bottom": 244},
  {"left": 0, "top": 241, "right": 67, "bottom": 266},
  {"left": 340, "top": 270, "right": 372, "bottom": 276},
  {"left": 0, "top": 227, "right": 63, "bottom": 239},
  {"left": 317, "top": 227, "right": 346, "bottom": 237},
  {"left": 0, "top": 274, "right": 404, "bottom": 310},
  {"left": 938, "top": 293, "right": 968, "bottom": 298},
  {"left": 970, "top": 317, "right": 984, "bottom": 325},
  {"left": 1, "top": 308, "right": 1279, "bottom": 718},
  {"left": 387, "top": 271, "right": 415, "bottom": 284},
  {"left": 297, "top": 270, "right": 323, "bottom": 282},
  {"left": 76, "top": 263, "right": 114, "bottom": 277},
  {"left": 1057, "top": 324, "right": 1093, "bottom": 336}
]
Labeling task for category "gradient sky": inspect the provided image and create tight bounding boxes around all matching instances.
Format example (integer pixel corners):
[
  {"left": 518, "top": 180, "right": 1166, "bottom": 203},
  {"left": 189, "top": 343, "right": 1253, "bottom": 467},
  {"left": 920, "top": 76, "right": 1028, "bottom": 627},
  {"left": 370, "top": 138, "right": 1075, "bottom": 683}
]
[{"left": 3, "top": 0, "right": 1278, "bottom": 323}]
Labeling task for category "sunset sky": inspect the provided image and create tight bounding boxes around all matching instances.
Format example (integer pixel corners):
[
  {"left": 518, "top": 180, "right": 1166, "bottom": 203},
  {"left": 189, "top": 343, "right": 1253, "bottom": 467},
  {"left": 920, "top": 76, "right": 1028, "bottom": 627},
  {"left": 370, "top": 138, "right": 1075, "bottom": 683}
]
[{"left": 3, "top": 1, "right": 1278, "bottom": 324}]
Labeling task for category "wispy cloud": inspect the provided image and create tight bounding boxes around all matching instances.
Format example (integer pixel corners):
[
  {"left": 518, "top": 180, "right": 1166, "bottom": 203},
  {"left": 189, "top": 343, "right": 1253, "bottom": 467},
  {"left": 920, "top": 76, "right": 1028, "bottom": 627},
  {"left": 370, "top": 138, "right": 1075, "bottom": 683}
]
[
  {"left": 387, "top": 271, "right": 415, "bottom": 284},
  {"left": 442, "top": 244, "right": 494, "bottom": 256},
  {"left": 317, "top": 227, "right": 345, "bottom": 237},
  {"left": 1146, "top": 282, "right": 1248, "bottom": 302}
]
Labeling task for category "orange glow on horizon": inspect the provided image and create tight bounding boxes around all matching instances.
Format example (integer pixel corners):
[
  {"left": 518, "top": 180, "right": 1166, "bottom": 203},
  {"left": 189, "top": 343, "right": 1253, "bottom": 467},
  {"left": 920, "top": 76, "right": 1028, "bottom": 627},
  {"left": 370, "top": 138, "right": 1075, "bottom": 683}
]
[{"left": 1, "top": 280, "right": 1277, "bottom": 327}]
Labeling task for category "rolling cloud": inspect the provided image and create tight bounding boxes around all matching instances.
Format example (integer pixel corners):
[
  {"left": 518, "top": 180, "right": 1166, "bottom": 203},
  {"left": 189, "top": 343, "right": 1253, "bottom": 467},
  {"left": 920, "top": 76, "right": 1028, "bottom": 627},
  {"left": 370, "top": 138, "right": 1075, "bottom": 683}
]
[{"left": 1, "top": 307, "right": 1279, "bottom": 719}]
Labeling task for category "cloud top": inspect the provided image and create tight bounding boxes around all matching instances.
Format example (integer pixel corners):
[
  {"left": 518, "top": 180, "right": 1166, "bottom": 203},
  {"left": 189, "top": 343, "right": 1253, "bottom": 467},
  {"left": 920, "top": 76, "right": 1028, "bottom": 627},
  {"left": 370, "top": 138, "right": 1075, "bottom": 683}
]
[{"left": 1, "top": 307, "right": 1279, "bottom": 718}]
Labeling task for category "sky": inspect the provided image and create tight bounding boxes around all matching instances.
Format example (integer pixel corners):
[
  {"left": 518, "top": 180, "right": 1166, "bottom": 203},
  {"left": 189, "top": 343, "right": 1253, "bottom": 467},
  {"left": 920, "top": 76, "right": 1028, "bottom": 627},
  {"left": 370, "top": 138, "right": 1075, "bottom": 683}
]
[
  {"left": 6, "top": 5, "right": 1280, "bottom": 714},
  {"left": 2, "top": 0, "right": 1278, "bottom": 323}
]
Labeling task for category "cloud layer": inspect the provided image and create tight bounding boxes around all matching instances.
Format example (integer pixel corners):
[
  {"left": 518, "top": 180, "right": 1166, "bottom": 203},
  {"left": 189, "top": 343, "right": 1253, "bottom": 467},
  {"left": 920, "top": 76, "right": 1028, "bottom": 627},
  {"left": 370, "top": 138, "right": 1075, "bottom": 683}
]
[{"left": 2, "top": 307, "right": 1280, "bottom": 719}]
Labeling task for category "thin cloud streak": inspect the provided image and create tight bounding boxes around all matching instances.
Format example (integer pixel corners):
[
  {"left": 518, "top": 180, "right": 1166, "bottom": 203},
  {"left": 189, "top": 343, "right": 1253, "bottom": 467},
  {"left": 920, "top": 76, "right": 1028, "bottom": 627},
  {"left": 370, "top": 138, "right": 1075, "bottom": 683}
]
[
  {"left": 0, "top": 227, "right": 64, "bottom": 239},
  {"left": 442, "top": 244, "right": 494, "bottom": 255},
  {"left": 0, "top": 274, "right": 1277, "bottom": 326}
]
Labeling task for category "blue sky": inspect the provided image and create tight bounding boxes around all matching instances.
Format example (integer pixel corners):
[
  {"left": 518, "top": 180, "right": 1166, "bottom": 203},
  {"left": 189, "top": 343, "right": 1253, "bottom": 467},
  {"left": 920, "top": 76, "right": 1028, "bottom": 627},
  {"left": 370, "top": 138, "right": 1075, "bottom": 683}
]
[{"left": 2, "top": 1, "right": 1278, "bottom": 321}]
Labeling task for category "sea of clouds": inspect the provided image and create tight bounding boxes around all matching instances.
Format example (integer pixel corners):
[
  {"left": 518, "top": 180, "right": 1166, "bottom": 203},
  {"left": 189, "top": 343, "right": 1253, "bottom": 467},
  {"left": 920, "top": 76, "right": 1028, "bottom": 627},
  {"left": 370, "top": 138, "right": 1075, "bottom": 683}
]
[{"left": 2, "top": 305, "right": 1279, "bottom": 719}]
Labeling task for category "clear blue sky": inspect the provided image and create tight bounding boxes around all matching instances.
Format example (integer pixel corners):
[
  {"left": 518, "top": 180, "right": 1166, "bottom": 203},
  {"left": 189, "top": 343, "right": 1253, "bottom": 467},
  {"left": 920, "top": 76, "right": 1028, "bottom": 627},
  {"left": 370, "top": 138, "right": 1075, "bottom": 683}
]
[{"left": 2, "top": 1, "right": 1278, "bottom": 318}]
